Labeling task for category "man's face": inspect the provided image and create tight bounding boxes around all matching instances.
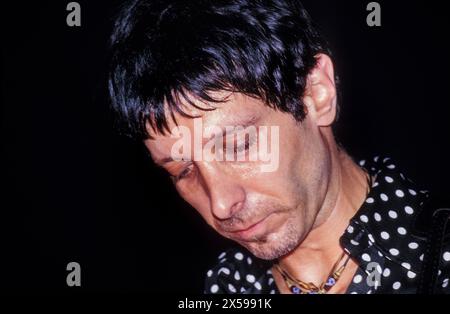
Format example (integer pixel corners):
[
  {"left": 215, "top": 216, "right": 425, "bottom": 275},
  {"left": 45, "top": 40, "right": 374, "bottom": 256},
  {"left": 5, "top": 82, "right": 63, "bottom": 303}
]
[{"left": 145, "top": 91, "right": 333, "bottom": 260}]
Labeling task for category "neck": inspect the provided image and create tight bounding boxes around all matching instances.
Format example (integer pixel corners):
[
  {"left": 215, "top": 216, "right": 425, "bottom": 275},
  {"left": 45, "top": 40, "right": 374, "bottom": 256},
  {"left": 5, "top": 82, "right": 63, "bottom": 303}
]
[{"left": 276, "top": 148, "right": 369, "bottom": 289}]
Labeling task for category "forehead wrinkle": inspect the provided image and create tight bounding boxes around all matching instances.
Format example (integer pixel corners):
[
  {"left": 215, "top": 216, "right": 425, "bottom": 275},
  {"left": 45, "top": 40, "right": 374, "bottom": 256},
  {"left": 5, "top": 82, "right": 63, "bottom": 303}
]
[{"left": 148, "top": 90, "right": 265, "bottom": 139}]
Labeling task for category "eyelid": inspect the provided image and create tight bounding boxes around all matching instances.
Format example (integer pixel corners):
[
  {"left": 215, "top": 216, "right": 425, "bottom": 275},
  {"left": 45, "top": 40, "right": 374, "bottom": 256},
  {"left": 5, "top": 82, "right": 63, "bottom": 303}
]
[{"left": 173, "top": 162, "right": 194, "bottom": 182}]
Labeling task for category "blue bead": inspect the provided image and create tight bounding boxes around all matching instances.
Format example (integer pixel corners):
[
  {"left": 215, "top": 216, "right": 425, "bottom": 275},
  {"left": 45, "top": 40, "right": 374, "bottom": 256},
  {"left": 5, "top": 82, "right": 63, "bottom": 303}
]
[
  {"left": 291, "top": 286, "right": 301, "bottom": 294},
  {"left": 325, "top": 277, "right": 336, "bottom": 286}
]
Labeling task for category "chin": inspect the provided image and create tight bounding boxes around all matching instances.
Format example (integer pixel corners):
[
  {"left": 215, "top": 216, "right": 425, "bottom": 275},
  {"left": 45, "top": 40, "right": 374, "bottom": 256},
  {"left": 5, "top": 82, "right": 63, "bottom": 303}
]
[{"left": 239, "top": 224, "right": 303, "bottom": 260}]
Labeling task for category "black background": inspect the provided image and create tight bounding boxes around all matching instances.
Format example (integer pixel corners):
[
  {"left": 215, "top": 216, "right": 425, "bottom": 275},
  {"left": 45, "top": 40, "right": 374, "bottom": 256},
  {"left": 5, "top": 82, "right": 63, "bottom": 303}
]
[{"left": 1, "top": 0, "right": 449, "bottom": 293}]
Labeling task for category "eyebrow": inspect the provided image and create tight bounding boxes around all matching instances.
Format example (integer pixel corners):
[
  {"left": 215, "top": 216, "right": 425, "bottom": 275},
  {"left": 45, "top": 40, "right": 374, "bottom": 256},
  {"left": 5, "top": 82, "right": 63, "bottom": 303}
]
[
  {"left": 154, "top": 115, "right": 261, "bottom": 167},
  {"left": 154, "top": 156, "right": 175, "bottom": 166},
  {"left": 222, "top": 115, "right": 259, "bottom": 130}
]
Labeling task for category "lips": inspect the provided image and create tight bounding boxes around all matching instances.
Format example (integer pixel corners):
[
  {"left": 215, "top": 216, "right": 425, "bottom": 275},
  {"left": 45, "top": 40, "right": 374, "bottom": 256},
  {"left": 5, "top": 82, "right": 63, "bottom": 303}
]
[{"left": 225, "top": 214, "right": 273, "bottom": 241}]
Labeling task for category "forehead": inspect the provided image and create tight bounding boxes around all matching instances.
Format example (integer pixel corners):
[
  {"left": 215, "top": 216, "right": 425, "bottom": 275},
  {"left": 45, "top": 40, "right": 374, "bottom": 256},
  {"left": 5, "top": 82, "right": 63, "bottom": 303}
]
[
  {"left": 143, "top": 91, "right": 275, "bottom": 162},
  {"left": 146, "top": 91, "right": 270, "bottom": 140}
]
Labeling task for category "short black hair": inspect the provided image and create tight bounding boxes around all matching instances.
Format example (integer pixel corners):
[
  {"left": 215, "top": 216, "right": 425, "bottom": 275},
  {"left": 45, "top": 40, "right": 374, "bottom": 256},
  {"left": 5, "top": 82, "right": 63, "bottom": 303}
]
[{"left": 108, "top": 0, "right": 331, "bottom": 139}]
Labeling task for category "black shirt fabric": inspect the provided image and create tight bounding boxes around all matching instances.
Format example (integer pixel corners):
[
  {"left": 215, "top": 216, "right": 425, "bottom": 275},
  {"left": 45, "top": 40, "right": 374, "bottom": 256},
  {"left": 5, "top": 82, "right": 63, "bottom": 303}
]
[{"left": 204, "top": 156, "right": 450, "bottom": 294}]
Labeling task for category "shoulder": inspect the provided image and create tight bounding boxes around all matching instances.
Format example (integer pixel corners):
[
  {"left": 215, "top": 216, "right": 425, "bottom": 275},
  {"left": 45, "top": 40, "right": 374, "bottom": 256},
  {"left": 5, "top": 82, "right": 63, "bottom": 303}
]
[
  {"left": 421, "top": 206, "right": 450, "bottom": 293},
  {"left": 436, "top": 242, "right": 450, "bottom": 293},
  {"left": 204, "top": 248, "right": 276, "bottom": 294},
  {"left": 350, "top": 155, "right": 450, "bottom": 292}
]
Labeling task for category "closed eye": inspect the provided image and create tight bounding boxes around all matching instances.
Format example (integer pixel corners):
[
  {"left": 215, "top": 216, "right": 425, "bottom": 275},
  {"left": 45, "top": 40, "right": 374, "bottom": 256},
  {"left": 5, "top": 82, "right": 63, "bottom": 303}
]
[{"left": 172, "top": 163, "right": 195, "bottom": 182}]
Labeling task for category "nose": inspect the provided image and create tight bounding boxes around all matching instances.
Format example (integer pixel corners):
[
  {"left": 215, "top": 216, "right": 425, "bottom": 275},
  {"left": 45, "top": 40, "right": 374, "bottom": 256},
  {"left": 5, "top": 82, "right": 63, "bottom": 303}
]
[{"left": 197, "top": 162, "right": 246, "bottom": 220}]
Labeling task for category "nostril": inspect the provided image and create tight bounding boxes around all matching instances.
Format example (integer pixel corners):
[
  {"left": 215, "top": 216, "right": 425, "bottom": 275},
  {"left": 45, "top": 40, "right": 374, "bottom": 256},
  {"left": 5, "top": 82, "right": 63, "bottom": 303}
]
[
  {"left": 207, "top": 184, "right": 246, "bottom": 220},
  {"left": 230, "top": 201, "right": 245, "bottom": 216},
  {"left": 211, "top": 200, "right": 234, "bottom": 220},
  {"left": 210, "top": 194, "right": 246, "bottom": 220}
]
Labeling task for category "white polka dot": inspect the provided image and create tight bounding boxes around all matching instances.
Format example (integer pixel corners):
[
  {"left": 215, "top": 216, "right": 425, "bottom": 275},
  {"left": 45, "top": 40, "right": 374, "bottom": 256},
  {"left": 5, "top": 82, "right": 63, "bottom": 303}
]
[
  {"left": 408, "top": 242, "right": 419, "bottom": 249},
  {"left": 443, "top": 252, "right": 450, "bottom": 262},
  {"left": 347, "top": 225, "right": 354, "bottom": 233},
  {"left": 359, "top": 160, "right": 366, "bottom": 166},
  {"left": 234, "top": 252, "right": 244, "bottom": 260},
  {"left": 381, "top": 231, "right": 390, "bottom": 240},
  {"left": 401, "top": 262, "right": 411, "bottom": 270},
  {"left": 397, "top": 227, "right": 407, "bottom": 235},
  {"left": 366, "top": 197, "right": 374, "bottom": 204},
  {"left": 207, "top": 270, "right": 213, "bottom": 277},
  {"left": 395, "top": 190, "right": 405, "bottom": 197},
  {"left": 268, "top": 277, "right": 274, "bottom": 285},
  {"left": 419, "top": 254, "right": 424, "bottom": 261},
  {"left": 210, "top": 284, "right": 219, "bottom": 293},
  {"left": 393, "top": 282, "right": 401, "bottom": 290},
  {"left": 246, "top": 274, "right": 255, "bottom": 283},
  {"left": 388, "top": 210, "right": 398, "bottom": 219},
  {"left": 383, "top": 268, "right": 391, "bottom": 277},
  {"left": 408, "top": 189, "right": 417, "bottom": 196},
  {"left": 387, "top": 164, "right": 396, "bottom": 169},
  {"left": 219, "top": 258, "right": 227, "bottom": 263},
  {"left": 407, "top": 271, "right": 416, "bottom": 279},
  {"left": 380, "top": 193, "right": 389, "bottom": 201},
  {"left": 368, "top": 234, "right": 375, "bottom": 243},
  {"left": 374, "top": 212, "right": 382, "bottom": 221},
  {"left": 374, "top": 156, "right": 379, "bottom": 162},
  {"left": 385, "top": 176, "right": 394, "bottom": 183},
  {"left": 362, "top": 254, "right": 371, "bottom": 262},
  {"left": 240, "top": 287, "right": 246, "bottom": 293},
  {"left": 351, "top": 239, "right": 360, "bottom": 246},
  {"left": 247, "top": 257, "right": 252, "bottom": 265},
  {"left": 218, "top": 267, "right": 230, "bottom": 275},
  {"left": 383, "top": 157, "right": 391, "bottom": 163},
  {"left": 350, "top": 291, "right": 358, "bottom": 294},
  {"left": 234, "top": 271, "right": 241, "bottom": 281},
  {"left": 218, "top": 252, "right": 226, "bottom": 259},
  {"left": 360, "top": 215, "right": 369, "bottom": 223},
  {"left": 270, "top": 289, "right": 276, "bottom": 294},
  {"left": 404, "top": 206, "right": 414, "bottom": 215},
  {"left": 442, "top": 278, "right": 449, "bottom": 288},
  {"left": 228, "top": 283, "right": 236, "bottom": 293},
  {"left": 389, "top": 248, "right": 400, "bottom": 256},
  {"left": 353, "top": 275, "right": 363, "bottom": 284},
  {"left": 254, "top": 281, "right": 262, "bottom": 290}
]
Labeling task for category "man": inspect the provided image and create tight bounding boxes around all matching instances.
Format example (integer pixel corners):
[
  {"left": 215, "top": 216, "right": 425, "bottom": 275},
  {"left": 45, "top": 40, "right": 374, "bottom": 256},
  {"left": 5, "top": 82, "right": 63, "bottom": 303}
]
[{"left": 108, "top": 0, "right": 450, "bottom": 293}]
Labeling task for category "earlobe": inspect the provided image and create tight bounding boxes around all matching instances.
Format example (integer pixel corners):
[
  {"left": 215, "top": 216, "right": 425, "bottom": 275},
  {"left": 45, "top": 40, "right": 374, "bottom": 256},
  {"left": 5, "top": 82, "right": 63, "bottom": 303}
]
[{"left": 303, "top": 54, "right": 337, "bottom": 127}]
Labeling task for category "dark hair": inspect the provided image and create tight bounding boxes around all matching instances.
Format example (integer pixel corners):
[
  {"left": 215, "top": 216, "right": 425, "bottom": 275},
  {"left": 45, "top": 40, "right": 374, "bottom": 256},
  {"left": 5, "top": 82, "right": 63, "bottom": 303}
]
[{"left": 109, "top": 0, "right": 331, "bottom": 139}]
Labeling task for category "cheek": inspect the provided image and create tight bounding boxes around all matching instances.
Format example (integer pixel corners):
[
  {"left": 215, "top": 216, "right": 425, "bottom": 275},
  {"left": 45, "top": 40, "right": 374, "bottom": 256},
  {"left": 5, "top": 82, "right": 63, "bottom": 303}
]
[
  {"left": 275, "top": 122, "right": 330, "bottom": 211},
  {"left": 298, "top": 142, "right": 331, "bottom": 216},
  {"left": 176, "top": 184, "right": 217, "bottom": 225}
]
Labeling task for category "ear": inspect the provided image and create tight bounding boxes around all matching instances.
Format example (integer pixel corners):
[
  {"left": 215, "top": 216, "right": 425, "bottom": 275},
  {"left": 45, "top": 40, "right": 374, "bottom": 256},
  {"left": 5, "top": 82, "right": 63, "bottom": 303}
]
[{"left": 303, "top": 54, "right": 337, "bottom": 127}]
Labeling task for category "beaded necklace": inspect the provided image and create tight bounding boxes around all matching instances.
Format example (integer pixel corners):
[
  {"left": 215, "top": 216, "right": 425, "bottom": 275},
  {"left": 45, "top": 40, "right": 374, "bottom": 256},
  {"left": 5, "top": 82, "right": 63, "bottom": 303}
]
[{"left": 274, "top": 251, "right": 351, "bottom": 294}]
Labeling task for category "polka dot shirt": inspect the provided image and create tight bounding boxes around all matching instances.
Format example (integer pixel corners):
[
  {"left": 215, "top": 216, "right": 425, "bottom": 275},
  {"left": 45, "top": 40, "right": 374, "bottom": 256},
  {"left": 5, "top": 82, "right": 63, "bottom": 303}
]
[{"left": 204, "top": 156, "right": 450, "bottom": 294}]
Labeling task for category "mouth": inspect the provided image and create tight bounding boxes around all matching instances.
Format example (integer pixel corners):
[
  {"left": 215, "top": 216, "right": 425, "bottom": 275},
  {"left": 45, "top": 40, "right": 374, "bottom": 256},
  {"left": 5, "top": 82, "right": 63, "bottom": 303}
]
[{"left": 226, "top": 213, "right": 274, "bottom": 242}]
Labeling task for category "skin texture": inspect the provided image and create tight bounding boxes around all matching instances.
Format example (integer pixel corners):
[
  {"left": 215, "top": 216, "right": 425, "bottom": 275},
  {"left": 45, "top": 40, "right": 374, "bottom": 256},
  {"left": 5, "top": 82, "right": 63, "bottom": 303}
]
[{"left": 144, "top": 54, "right": 371, "bottom": 293}]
